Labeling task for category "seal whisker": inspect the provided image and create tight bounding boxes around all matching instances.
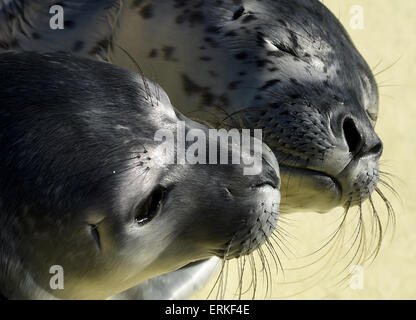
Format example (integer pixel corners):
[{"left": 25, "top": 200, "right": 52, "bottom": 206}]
[
  {"left": 263, "top": 237, "right": 280, "bottom": 276},
  {"left": 207, "top": 235, "right": 236, "bottom": 300},
  {"left": 311, "top": 202, "right": 351, "bottom": 255},
  {"left": 255, "top": 248, "right": 268, "bottom": 298},
  {"left": 269, "top": 234, "right": 289, "bottom": 268},
  {"left": 248, "top": 253, "right": 257, "bottom": 300},
  {"left": 260, "top": 245, "right": 273, "bottom": 298},
  {"left": 267, "top": 239, "right": 284, "bottom": 280},
  {"left": 234, "top": 254, "right": 243, "bottom": 299},
  {"left": 378, "top": 178, "right": 401, "bottom": 201},
  {"left": 239, "top": 254, "right": 253, "bottom": 297},
  {"left": 373, "top": 55, "right": 403, "bottom": 78},
  {"left": 367, "top": 196, "right": 384, "bottom": 262},
  {"left": 74, "top": 160, "right": 149, "bottom": 190},
  {"left": 374, "top": 187, "right": 397, "bottom": 237},
  {"left": 270, "top": 228, "right": 296, "bottom": 257},
  {"left": 113, "top": 42, "right": 154, "bottom": 106},
  {"left": 371, "top": 59, "right": 385, "bottom": 74}
]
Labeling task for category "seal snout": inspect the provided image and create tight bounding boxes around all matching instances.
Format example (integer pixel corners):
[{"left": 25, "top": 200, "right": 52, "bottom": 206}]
[
  {"left": 341, "top": 117, "right": 383, "bottom": 160},
  {"left": 215, "top": 154, "right": 281, "bottom": 260},
  {"left": 328, "top": 111, "right": 384, "bottom": 207}
]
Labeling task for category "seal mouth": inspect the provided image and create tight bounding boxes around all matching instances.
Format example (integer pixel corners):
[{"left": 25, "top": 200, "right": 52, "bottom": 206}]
[
  {"left": 280, "top": 165, "right": 342, "bottom": 193},
  {"left": 279, "top": 165, "right": 343, "bottom": 212}
]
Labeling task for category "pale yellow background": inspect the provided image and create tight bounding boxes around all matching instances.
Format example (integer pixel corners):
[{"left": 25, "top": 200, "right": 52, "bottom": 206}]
[{"left": 193, "top": 0, "right": 416, "bottom": 300}]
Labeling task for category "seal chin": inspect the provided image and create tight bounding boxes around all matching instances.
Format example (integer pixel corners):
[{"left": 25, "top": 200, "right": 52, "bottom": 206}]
[
  {"left": 279, "top": 166, "right": 342, "bottom": 213},
  {"left": 280, "top": 155, "right": 380, "bottom": 213},
  {"left": 220, "top": 184, "right": 281, "bottom": 259}
]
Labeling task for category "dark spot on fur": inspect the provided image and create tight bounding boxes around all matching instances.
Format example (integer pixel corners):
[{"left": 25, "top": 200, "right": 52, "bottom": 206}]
[
  {"left": 200, "top": 56, "right": 212, "bottom": 61},
  {"left": 218, "top": 93, "right": 230, "bottom": 106},
  {"left": 209, "top": 70, "right": 219, "bottom": 78},
  {"left": 149, "top": 49, "right": 158, "bottom": 58},
  {"left": 228, "top": 80, "right": 242, "bottom": 90},
  {"left": 201, "top": 92, "right": 214, "bottom": 106},
  {"left": 278, "top": 19, "right": 287, "bottom": 27},
  {"left": 72, "top": 41, "right": 84, "bottom": 52},
  {"left": 256, "top": 32, "right": 265, "bottom": 47},
  {"left": 65, "top": 20, "right": 75, "bottom": 29},
  {"left": 162, "top": 46, "right": 177, "bottom": 61},
  {"left": 225, "top": 31, "right": 238, "bottom": 37},
  {"left": 204, "top": 37, "right": 219, "bottom": 48},
  {"left": 2, "top": 38, "right": 19, "bottom": 49},
  {"left": 182, "top": 74, "right": 203, "bottom": 96},
  {"left": 10, "top": 38, "right": 18, "bottom": 47},
  {"left": 6, "top": 12, "right": 15, "bottom": 20},
  {"left": 131, "top": 0, "right": 145, "bottom": 8},
  {"left": 205, "top": 25, "right": 219, "bottom": 33},
  {"left": 189, "top": 11, "right": 205, "bottom": 26},
  {"left": 290, "top": 78, "right": 300, "bottom": 85},
  {"left": 235, "top": 52, "right": 248, "bottom": 60},
  {"left": 139, "top": 3, "right": 153, "bottom": 19},
  {"left": 176, "top": 14, "right": 185, "bottom": 24},
  {"left": 173, "top": 0, "right": 188, "bottom": 8},
  {"left": 256, "top": 59, "right": 272, "bottom": 67},
  {"left": 259, "top": 79, "right": 281, "bottom": 91},
  {"left": 193, "top": 1, "right": 204, "bottom": 9}
]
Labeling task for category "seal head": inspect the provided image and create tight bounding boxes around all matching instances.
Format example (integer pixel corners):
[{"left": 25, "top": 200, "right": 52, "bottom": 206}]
[
  {"left": 111, "top": 0, "right": 383, "bottom": 213},
  {"left": 0, "top": 52, "right": 280, "bottom": 299}
]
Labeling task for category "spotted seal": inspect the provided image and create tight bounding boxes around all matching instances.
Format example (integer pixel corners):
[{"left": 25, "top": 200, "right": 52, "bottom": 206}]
[
  {"left": 110, "top": 0, "right": 383, "bottom": 214},
  {"left": 0, "top": 51, "right": 280, "bottom": 299},
  {"left": 0, "top": 0, "right": 388, "bottom": 299},
  {"left": 0, "top": 0, "right": 383, "bottom": 212}
]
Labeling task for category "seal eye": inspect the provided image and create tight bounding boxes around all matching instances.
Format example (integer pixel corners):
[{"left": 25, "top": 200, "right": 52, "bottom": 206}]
[
  {"left": 135, "top": 186, "right": 167, "bottom": 226},
  {"left": 232, "top": 6, "right": 245, "bottom": 20}
]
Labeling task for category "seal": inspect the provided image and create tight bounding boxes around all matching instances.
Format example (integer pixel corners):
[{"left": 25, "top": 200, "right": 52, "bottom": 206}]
[
  {"left": 0, "top": 51, "right": 280, "bottom": 299},
  {"left": 0, "top": 0, "right": 390, "bottom": 299},
  {"left": 0, "top": 0, "right": 383, "bottom": 211},
  {"left": 110, "top": 0, "right": 383, "bottom": 213}
]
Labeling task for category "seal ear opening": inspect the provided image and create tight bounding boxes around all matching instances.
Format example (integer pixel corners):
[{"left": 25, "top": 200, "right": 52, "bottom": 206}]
[{"left": 135, "top": 186, "right": 168, "bottom": 226}]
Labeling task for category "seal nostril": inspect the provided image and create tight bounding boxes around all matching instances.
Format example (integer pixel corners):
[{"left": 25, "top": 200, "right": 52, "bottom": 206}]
[
  {"left": 368, "top": 141, "right": 383, "bottom": 157},
  {"left": 342, "top": 117, "right": 362, "bottom": 155}
]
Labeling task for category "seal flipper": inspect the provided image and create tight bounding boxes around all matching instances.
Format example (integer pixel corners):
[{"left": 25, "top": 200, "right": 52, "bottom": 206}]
[{"left": 110, "top": 258, "right": 221, "bottom": 300}]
